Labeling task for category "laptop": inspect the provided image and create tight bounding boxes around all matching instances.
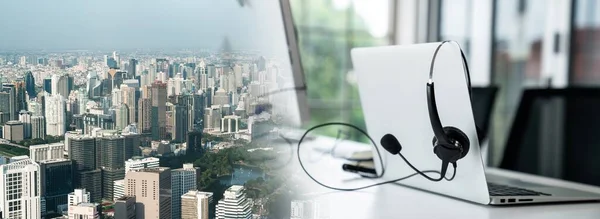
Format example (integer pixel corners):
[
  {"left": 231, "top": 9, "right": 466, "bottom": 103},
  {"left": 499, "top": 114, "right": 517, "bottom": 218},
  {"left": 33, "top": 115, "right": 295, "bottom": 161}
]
[{"left": 350, "top": 42, "right": 600, "bottom": 205}]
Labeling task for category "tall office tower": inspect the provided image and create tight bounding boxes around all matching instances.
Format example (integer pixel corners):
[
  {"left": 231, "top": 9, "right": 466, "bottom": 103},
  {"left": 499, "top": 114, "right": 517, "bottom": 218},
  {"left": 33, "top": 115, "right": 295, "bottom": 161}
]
[
  {"left": 187, "top": 131, "right": 202, "bottom": 155},
  {"left": 234, "top": 64, "right": 243, "bottom": 87},
  {"left": 215, "top": 185, "right": 252, "bottom": 219},
  {"left": 39, "top": 159, "right": 74, "bottom": 215},
  {"left": 0, "top": 90, "right": 11, "bottom": 124},
  {"left": 2, "top": 84, "right": 17, "bottom": 121},
  {"left": 200, "top": 73, "right": 209, "bottom": 90},
  {"left": 29, "top": 142, "right": 64, "bottom": 162},
  {"left": 31, "top": 116, "right": 46, "bottom": 139},
  {"left": 221, "top": 115, "right": 240, "bottom": 133},
  {"left": 51, "top": 74, "right": 70, "bottom": 98},
  {"left": 45, "top": 93, "right": 66, "bottom": 136},
  {"left": 206, "top": 87, "right": 214, "bottom": 107},
  {"left": 14, "top": 81, "right": 27, "bottom": 113},
  {"left": 112, "top": 86, "right": 123, "bottom": 106},
  {"left": 171, "top": 163, "right": 200, "bottom": 219},
  {"left": 137, "top": 98, "right": 151, "bottom": 133},
  {"left": 43, "top": 77, "right": 52, "bottom": 94},
  {"left": 68, "top": 135, "right": 101, "bottom": 202},
  {"left": 96, "top": 134, "right": 138, "bottom": 200},
  {"left": 214, "top": 88, "right": 229, "bottom": 106},
  {"left": 3, "top": 120, "right": 24, "bottom": 142},
  {"left": 203, "top": 108, "right": 212, "bottom": 130},
  {"left": 172, "top": 104, "right": 189, "bottom": 142},
  {"left": 211, "top": 105, "right": 222, "bottom": 131},
  {"left": 68, "top": 188, "right": 90, "bottom": 206},
  {"left": 207, "top": 64, "right": 216, "bottom": 78},
  {"left": 28, "top": 99, "right": 42, "bottom": 117},
  {"left": 125, "top": 157, "right": 160, "bottom": 173},
  {"left": 115, "top": 196, "right": 136, "bottom": 219},
  {"left": 68, "top": 202, "right": 101, "bottom": 219},
  {"left": 19, "top": 110, "right": 32, "bottom": 139},
  {"left": 151, "top": 82, "right": 167, "bottom": 140},
  {"left": 77, "top": 169, "right": 103, "bottom": 203},
  {"left": 0, "top": 159, "right": 41, "bottom": 219},
  {"left": 181, "top": 190, "right": 214, "bottom": 219},
  {"left": 113, "top": 51, "right": 120, "bottom": 68},
  {"left": 125, "top": 167, "right": 172, "bottom": 219},
  {"left": 115, "top": 104, "right": 130, "bottom": 130},
  {"left": 129, "top": 59, "right": 138, "bottom": 77},
  {"left": 121, "top": 85, "right": 137, "bottom": 124},
  {"left": 25, "top": 71, "right": 36, "bottom": 99}
]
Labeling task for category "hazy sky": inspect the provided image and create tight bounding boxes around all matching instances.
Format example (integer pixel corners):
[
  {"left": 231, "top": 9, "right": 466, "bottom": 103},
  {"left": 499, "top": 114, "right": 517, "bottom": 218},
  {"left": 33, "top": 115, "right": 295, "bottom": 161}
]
[{"left": 0, "top": 0, "right": 287, "bottom": 52}]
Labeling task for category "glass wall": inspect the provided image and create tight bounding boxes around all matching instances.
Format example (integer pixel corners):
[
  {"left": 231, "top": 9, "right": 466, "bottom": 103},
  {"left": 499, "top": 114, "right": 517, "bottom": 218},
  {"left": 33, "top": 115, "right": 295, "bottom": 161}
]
[
  {"left": 571, "top": 0, "right": 600, "bottom": 84},
  {"left": 290, "top": 0, "right": 392, "bottom": 137},
  {"left": 439, "top": 0, "right": 472, "bottom": 55},
  {"left": 490, "top": 0, "right": 547, "bottom": 165}
]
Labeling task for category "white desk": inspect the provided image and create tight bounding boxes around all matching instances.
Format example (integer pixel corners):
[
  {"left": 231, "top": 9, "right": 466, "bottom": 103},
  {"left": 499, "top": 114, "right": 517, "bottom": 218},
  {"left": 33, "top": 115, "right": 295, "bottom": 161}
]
[{"left": 286, "top": 135, "right": 600, "bottom": 219}]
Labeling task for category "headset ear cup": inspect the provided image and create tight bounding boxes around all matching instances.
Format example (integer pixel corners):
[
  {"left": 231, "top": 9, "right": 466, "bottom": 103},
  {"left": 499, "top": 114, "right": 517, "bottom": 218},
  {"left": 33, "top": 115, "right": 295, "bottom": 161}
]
[{"left": 443, "top": 126, "right": 470, "bottom": 159}]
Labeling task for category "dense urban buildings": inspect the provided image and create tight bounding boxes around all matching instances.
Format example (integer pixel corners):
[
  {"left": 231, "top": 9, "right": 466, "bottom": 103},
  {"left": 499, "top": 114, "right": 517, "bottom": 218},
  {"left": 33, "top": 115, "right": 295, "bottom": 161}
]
[{"left": 0, "top": 159, "right": 42, "bottom": 219}]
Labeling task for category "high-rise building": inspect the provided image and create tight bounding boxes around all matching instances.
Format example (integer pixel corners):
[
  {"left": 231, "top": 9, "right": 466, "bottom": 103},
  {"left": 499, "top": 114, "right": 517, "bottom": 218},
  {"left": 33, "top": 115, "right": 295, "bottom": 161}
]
[
  {"left": 0, "top": 90, "right": 12, "bottom": 124},
  {"left": 138, "top": 98, "right": 151, "bottom": 133},
  {"left": 45, "top": 93, "right": 66, "bottom": 136},
  {"left": 125, "top": 167, "right": 172, "bottom": 219},
  {"left": 114, "top": 196, "right": 136, "bottom": 219},
  {"left": 3, "top": 120, "right": 24, "bottom": 142},
  {"left": 0, "top": 159, "right": 41, "bottom": 219},
  {"left": 181, "top": 190, "right": 213, "bottom": 219},
  {"left": 31, "top": 116, "right": 46, "bottom": 139},
  {"left": 1, "top": 84, "right": 17, "bottom": 121},
  {"left": 77, "top": 169, "right": 102, "bottom": 203},
  {"left": 171, "top": 163, "right": 200, "bottom": 219},
  {"left": 29, "top": 142, "right": 64, "bottom": 162},
  {"left": 68, "top": 202, "right": 101, "bottom": 219},
  {"left": 51, "top": 74, "right": 70, "bottom": 98},
  {"left": 214, "top": 88, "right": 229, "bottom": 106},
  {"left": 121, "top": 85, "right": 137, "bottom": 124},
  {"left": 216, "top": 185, "right": 252, "bottom": 219},
  {"left": 115, "top": 104, "right": 130, "bottom": 130},
  {"left": 125, "top": 157, "right": 159, "bottom": 173},
  {"left": 43, "top": 77, "right": 52, "bottom": 94},
  {"left": 25, "top": 71, "right": 36, "bottom": 99},
  {"left": 39, "top": 159, "right": 74, "bottom": 215},
  {"left": 96, "top": 134, "right": 139, "bottom": 200},
  {"left": 19, "top": 110, "right": 32, "bottom": 139},
  {"left": 151, "top": 82, "right": 167, "bottom": 140},
  {"left": 68, "top": 135, "right": 96, "bottom": 171},
  {"left": 129, "top": 59, "right": 138, "bottom": 77},
  {"left": 172, "top": 104, "right": 189, "bottom": 142},
  {"left": 187, "top": 131, "right": 202, "bottom": 155}
]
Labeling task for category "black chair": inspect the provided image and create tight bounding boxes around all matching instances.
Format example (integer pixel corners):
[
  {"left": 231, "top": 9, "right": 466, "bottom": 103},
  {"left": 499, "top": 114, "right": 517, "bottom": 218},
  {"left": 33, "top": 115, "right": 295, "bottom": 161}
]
[
  {"left": 499, "top": 87, "right": 600, "bottom": 187},
  {"left": 471, "top": 86, "right": 499, "bottom": 143}
]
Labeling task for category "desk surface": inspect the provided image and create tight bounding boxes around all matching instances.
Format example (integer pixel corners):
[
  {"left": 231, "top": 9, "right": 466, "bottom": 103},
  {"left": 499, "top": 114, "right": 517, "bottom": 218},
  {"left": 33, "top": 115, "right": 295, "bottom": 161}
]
[{"left": 286, "top": 135, "right": 600, "bottom": 219}]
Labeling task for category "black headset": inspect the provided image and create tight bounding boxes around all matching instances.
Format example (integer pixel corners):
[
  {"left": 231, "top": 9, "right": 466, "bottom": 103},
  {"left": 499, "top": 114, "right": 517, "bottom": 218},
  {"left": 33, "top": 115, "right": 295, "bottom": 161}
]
[{"left": 381, "top": 41, "right": 472, "bottom": 181}]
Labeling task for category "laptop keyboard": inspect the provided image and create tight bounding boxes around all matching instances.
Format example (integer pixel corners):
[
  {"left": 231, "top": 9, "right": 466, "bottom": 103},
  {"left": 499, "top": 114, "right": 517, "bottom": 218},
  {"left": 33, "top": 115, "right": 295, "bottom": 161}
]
[{"left": 487, "top": 183, "right": 552, "bottom": 196}]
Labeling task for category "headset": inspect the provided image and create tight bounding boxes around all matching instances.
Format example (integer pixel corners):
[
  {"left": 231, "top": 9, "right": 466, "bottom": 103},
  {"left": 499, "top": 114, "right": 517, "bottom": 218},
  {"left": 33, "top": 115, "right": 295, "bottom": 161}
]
[{"left": 380, "top": 40, "right": 472, "bottom": 181}]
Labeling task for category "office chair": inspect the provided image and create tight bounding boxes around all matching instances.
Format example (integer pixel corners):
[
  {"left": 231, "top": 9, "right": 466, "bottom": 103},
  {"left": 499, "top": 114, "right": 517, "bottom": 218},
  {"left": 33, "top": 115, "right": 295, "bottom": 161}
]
[
  {"left": 499, "top": 87, "right": 600, "bottom": 187},
  {"left": 471, "top": 86, "right": 499, "bottom": 144}
]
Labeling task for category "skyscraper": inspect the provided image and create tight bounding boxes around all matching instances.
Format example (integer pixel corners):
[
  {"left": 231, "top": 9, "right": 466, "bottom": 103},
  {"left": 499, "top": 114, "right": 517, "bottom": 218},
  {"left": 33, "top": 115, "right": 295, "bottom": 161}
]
[
  {"left": 0, "top": 159, "right": 41, "bottom": 219},
  {"left": 138, "top": 98, "right": 151, "bottom": 133},
  {"left": 129, "top": 59, "right": 138, "bottom": 77},
  {"left": 2, "top": 84, "right": 17, "bottom": 121},
  {"left": 31, "top": 116, "right": 46, "bottom": 139},
  {"left": 96, "top": 134, "right": 139, "bottom": 200},
  {"left": 171, "top": 163, "right": 200, "bottom": 219},
  {"left": 39, "top": 159, "right": 74, "bottom": 215},
  {"left": 125, "top": 167, "right": 172, "bottom": 219},
  {"left": 121, "top": 85, "right": 137, "bottom": 125},
  {"left": 29, "top": 142, "right": 64, "bottom": 162},
  {"left": 215, "top": 185, "right": 252, "bottom": 219},
  {"left": 25, "top": 71, "right": 36, "bottom": 99},
  {"left": 151, "top": 82, "right": 167, "bottom": 140},
  {"left": 45, "top": 93, "right": 66, "bottom": 136},
  {"left": 43, "top": 77, "right": 52, "bottom": 94},
  {"left": 172, "top": 104, "right": 189, "bottom": 142},
  {"left": 187, "top": 131, "right": 202, "bottom": 155},
  {"left": 51, "top": 74, "right": 70, "bottom": 98},
  {"left": 181, "top": 190, "right": 213, "bottom": 219},
  {"left": 19, "top": 110, "right": 32, "bottom": 139}
]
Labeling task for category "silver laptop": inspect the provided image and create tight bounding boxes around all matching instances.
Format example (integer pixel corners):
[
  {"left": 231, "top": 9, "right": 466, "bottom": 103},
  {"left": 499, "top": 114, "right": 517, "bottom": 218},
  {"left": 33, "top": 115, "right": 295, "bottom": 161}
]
[{"left": 350, "top": 42, "right": 600, "bottom": 205}]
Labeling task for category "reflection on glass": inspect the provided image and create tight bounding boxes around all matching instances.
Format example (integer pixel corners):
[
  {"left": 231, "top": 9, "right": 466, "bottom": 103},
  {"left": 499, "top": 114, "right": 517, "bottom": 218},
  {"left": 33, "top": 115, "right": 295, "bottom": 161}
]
[
  {"left": 290, "top": 0, "right": 390, "bottom": 139},
  {"left": 571, "top": 0, "right": 600, "bottom": 85},
  {"left": 491, "top": 0, "right": 546, "bottom": 165},
  {"left": 439, "top": 0, "right": 472, "bottom": 54}
]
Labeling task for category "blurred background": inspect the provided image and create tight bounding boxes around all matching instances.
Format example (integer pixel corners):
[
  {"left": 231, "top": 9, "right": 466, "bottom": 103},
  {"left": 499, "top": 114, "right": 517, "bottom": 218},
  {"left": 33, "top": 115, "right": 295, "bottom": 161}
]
[{"left": 289, "top": 0, "right": 600, "bottom": 180}]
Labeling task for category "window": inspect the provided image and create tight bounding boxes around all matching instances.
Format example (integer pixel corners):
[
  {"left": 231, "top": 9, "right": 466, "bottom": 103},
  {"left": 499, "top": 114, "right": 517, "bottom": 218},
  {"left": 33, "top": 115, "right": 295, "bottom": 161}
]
[
  {"left": 490, "top": 0, "right": 547, "bottom": 165},
  {"left": 290, "top": 0, "right": 393, "bottom": 138},
  {"left": 439, "top": 0, "right": 473, "bottom": 55},
  {"left": 571, "top": 0, "right": 600, "bottom": 84}
]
